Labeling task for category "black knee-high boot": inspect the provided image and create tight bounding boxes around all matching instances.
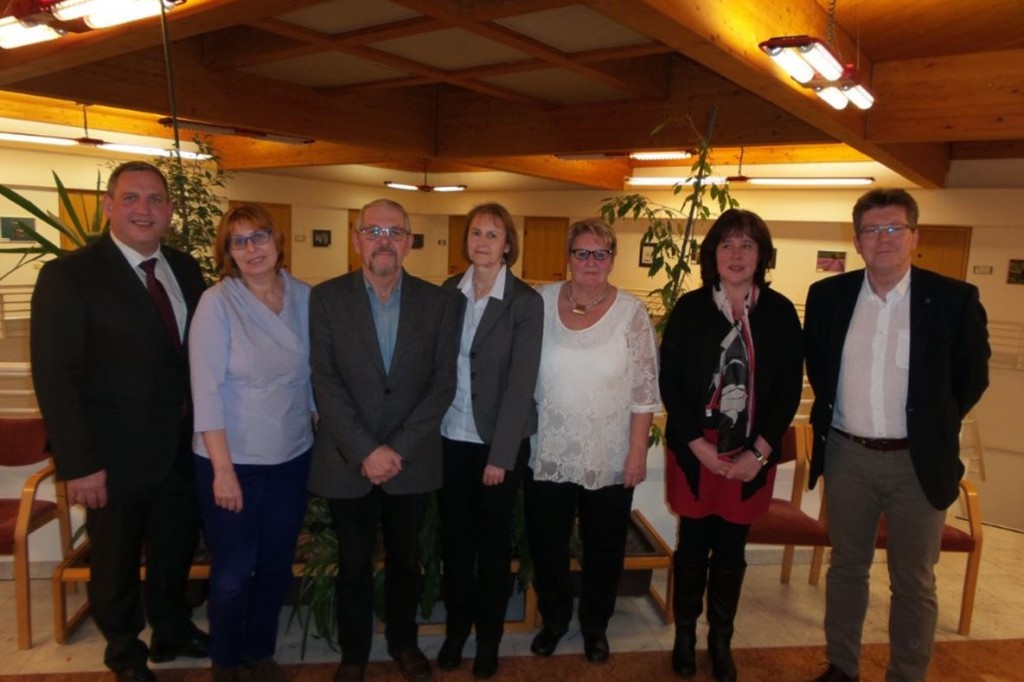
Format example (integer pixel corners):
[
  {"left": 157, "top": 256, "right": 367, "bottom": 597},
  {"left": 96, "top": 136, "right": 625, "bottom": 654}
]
[
  {"left": 671, "top": 554, "right": 708, "bottom": 678},
  {"left": 707, "top": 565, "right": 745, "bottom": 682}
]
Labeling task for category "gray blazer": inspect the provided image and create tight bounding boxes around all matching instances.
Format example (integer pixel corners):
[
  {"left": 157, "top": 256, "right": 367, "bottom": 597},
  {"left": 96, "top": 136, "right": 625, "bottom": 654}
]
[
  {"left": 443, "top": 271, "right": 544, "bottom": 470},
  {"left": 308, "top": 270, "right": 460, "bottom": 498}
]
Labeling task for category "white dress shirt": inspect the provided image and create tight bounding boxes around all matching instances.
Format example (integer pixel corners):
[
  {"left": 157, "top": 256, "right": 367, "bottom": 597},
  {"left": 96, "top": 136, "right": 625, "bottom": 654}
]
[
  {"left": 833, "top": 269, "right": 912, "bottom": 438},
  {"left": 110, "top": 232, "right": 187, "bottom": 340}
]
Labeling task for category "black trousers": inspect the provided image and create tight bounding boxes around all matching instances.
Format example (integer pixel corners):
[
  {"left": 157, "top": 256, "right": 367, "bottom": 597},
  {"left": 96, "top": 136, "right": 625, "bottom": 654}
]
[
  {"left": 438, "top": 437, "right": 528, "bottom": 644},
  {"left": 328, "top": 488, "right": 428, "bottom": 665},
  {"left": 675, "top": 515, "right": 750, "bottom": 569},
  {"left": 524, "top": 468, "right": 634, "bottom": 633},
  {"left": 85, "top": 446, "right": 200, "bottom": 673}
]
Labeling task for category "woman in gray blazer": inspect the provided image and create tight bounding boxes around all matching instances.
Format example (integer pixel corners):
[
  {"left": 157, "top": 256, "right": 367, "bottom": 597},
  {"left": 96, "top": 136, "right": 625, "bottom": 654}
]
[{"left": 437, "top": 203, "right": 543, "bottom": 679}]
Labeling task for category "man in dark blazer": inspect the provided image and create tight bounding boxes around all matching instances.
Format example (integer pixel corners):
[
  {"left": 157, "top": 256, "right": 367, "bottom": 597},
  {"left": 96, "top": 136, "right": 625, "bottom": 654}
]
[
  {"left": 31, "top": 161, "right": 209, "bottom": 682},
  {"left": 309, "top": 198, "right": 459, "bottom": 682},
  {"left": 804, "top": 188, "right": 989, "bottom": 682}
]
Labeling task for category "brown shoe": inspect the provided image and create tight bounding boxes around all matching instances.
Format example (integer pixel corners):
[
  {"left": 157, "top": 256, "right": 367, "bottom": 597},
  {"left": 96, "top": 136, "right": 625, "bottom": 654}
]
[
  {"left": 812, "top": 663, "right": 860, "bottom": 682},
  {"left": 390, "top": 647, "right": 433, "bottom": 682},
  {"left": 333, "top": 662, "right": 366, "bottom": 682}
]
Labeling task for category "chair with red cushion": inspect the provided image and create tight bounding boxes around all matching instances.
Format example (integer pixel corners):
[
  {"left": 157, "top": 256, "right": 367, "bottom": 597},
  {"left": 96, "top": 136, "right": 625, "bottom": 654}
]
[{"left": 0, "top": 417, "right": 73, "bottom": 649}]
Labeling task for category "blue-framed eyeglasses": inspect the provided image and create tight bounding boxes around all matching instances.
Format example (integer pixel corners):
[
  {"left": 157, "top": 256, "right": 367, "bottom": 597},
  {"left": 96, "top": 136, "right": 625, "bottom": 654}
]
[
  {"left": 229, "top": 230, "right": 272, "bottom": 250},
  {"left": 858, "top": 224, "right": 914, "bottom": 238},
  {"left": 359, "top": 225, "right": 410, "bottom": 242},
  {"left": 570, "top": 248, "right": 614, "bottom": 261}
]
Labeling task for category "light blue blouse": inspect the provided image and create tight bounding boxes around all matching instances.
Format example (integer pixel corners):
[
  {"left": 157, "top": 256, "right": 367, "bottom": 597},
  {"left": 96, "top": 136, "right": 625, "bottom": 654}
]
[{"left": 189, "top": 271, "right": 315, "bottom": 465}]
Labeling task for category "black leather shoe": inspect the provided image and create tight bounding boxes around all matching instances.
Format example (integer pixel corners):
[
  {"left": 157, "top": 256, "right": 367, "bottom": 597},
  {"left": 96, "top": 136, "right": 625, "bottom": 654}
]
[
  {"left": 583, "top": 631, "right": 610, "bottom": 663},
  {"left": 333, "top": 662, "right": 367, "bottom": 682},
  {"left": 472, "top": 640, "right": 499, "bottom": 679},
  {"left": 148, "top": 624, "right": 210, "bottom": 663},
  {"left": 437, "top": 636, "right": 466, "bottom": 670},
  {"left": 116, "top": 667, "right": 156, "bottom": 682},
  {"left": 390, "top": 647, "right": 433, "bottom": 682},
  {"left": 811, "top": 663, "right": 860, "bottom": 681},
  {"left": 529, "top": 626, "right": 567, "bottom": 657}
]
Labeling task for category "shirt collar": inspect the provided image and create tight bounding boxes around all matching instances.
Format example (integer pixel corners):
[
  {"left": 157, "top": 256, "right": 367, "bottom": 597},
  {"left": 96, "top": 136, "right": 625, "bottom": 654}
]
[
  {"left": 861, "top": 266, "right": 911, "bottom": 303},
  {"left": 456, "top": 265, "right": 506, "bottom": 302},
  {"left": 110, "top": 231, "right": 164, "bottom": 271}
]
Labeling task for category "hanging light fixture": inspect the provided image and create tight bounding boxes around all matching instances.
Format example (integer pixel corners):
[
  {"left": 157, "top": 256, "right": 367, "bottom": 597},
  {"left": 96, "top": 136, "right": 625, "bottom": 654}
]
[
  {"left": 758, "top": 0, "right": 875, "bottom": 111},
  {"left": 0, "top": 0, "right": 185, "bottom": 49},
  {"left": 384, "top": 168, "right": 467, "bottom": 193}
]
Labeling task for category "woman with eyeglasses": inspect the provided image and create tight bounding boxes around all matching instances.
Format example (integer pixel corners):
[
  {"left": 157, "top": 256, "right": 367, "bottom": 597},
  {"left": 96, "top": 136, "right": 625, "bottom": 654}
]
[
  {"left": 660, "top": 209, "right": 802, "bottom": 681},
  {"left": 525, "top": 218, "right": 661, "bottom": 664},
  {"left": 189, "top": 205, "right": 315, "bottom": 682},
  {"left": 435, "top": 203, "right": 543, "bottom": 679}
]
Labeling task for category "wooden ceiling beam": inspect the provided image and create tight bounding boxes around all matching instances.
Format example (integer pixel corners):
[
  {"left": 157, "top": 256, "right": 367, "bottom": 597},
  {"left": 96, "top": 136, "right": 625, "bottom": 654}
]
[
  {"left": 214, "top": 138, "right": 408, "bottom": 170},
  {"left": 585, "top": 0, "right": 951, "bottom": 187},
  {"left": 462, "top": 155, "right": 631, "bottom": 190},
  {"left": 8, "top": 42, "right": 435, "bottom": 155}
]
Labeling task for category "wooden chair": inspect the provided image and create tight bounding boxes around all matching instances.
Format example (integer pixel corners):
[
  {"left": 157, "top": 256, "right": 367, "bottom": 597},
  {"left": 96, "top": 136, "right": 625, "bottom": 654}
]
[
  {"left": 959, "top": 409, "right": 987, "bottom": 481},
  {"left": 747, "top": 423, "right": 829, "bottom": 583},
  {"left": 0, "top": 417, "right": 73, "bottom": 649}
]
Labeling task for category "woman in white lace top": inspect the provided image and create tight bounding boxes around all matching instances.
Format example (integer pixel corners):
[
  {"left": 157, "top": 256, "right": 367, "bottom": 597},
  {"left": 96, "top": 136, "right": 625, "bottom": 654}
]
[{"left": 525, "top": 218, "right": 662, "bottom": 664}]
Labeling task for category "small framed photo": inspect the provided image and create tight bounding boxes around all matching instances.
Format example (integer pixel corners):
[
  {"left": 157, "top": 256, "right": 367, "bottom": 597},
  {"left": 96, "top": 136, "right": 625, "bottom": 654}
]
[
  {"left": 1, "top": 217, "right": 35, "bottom": 242},
  {"left": 1008, "top": 259, "right": 1024, "bottom": 284},
  {"left": 312, "top": 229, "right": 332, "bottom": 248},
  {"left": 816, "top": 250, "right": 846, "bottom": 273},
  {"left": 639, "top": 243, "right": 655, "bottom": 268},
  {"left": 412, "top": 233, "right": 425, "bottom": 249}
]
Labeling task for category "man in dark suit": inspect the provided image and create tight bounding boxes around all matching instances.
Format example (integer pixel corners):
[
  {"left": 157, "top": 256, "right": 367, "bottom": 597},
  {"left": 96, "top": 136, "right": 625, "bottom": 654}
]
[
  {"left": 31, "top": 161, "right": 209, "bottom": 681},
  {"left": 804, "top": 188, "right": 989, "bottom": 682},
  {"left": 309, "top": 198, "right": 459, "bottom": 682}
]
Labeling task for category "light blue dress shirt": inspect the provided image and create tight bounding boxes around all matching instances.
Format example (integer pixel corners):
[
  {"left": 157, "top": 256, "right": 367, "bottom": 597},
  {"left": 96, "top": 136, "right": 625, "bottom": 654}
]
[{"left": 366, "top": 274, "right": 402, "bottom": 375}]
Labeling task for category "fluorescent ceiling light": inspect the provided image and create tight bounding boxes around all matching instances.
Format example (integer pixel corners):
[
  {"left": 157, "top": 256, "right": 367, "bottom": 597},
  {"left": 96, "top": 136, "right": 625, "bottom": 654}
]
[
  {"left": 98, "top": 143, "right": 211, "bottom": 160},
  {"left": 0, "top": 131, "right": 76, "bottom": 146},
  {"left": 744, "top": 177, "right": 874, "bottom": 187},
  {"left": 630, "top": 151, "right": 693, "bottom": 161},
  {"left": 625, "top": 176, "right": 726, "bottom": 187},
  {"left": 0, "top": 16, "right": 64, "bottom": 49}
]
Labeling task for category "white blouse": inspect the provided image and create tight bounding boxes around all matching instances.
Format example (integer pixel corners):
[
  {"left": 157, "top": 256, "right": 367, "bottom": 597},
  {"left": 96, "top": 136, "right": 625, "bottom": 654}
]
[{"left": 530, "top": 284, "right": 662, "bottom": 489}]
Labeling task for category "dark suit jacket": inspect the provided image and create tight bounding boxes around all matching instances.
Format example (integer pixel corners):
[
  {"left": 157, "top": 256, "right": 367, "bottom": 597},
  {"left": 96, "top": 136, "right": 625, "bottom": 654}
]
[
  {"left": 442, "top": 271, "right": 543, "bottom": 470},
  {"left": 804, "top": 266, "right": 990, "bottom": 510},
  {"left": 30, "top": 231, "right": 206, "bottom": 496},
  {"left": 660, "top": 285, "right": 804, "bottom": 500},
  {"left": 308, "top": 269, "right": 460, "bottom": 498}
]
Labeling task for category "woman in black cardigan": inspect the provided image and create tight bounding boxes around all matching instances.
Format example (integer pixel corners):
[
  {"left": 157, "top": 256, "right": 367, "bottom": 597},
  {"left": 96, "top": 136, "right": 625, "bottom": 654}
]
[{"left": 660, "top": 209, "right": 803, "bottom": 681}]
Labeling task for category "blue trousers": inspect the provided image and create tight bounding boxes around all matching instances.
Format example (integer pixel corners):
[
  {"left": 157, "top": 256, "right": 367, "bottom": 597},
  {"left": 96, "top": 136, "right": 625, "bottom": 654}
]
[{"left": 194, "top": 450, "right": 311, "bottom": 666}]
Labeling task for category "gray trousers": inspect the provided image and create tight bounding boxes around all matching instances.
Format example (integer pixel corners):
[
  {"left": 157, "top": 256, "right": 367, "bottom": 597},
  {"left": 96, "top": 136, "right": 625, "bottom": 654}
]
[{"left": 822, "top": 430, "right": 946, "bottom": 682}]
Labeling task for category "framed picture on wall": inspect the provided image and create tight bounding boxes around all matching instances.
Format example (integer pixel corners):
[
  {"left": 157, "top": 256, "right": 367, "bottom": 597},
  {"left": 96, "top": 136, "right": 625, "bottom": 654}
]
[
  {"left": 816, "top": 250, "right": 846, "bottom": 273},
  {"left": 1, "top": 217, "right": 35, "bottom": 242},
  {"left": 312, "top": 229, "right": 331, "bottom": 247},
  {"left": 639, "top": 243, "right": 654, "bottom": 267},
  {"left": 1008, "top": 259, "right": 1024, "bottom": 284}
]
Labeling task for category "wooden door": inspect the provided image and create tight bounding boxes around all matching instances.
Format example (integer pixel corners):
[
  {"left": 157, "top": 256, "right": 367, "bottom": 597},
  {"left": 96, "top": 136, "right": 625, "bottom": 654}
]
[
  {"left": 448, "top": 215, "right": 470, "bottom": 276},
  {"left": 522, "top": 216, "right": 569, "bottom": 283},
  {"left": 57, "top": 189, "right": 104, "bottom": 250},
  {"left": 228, "top": 201, "right": 292, "bottom": 271},
  {"left": 347, "top": 209, "right": 361, "bottom": 273},
  {"left": 914, "top": 225, "right": 971, "bottom": 280}
]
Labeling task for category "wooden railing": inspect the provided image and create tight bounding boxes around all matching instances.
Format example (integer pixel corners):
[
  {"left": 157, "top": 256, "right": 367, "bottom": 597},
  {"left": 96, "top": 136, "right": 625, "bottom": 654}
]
[{"left": 0, "top": 285, "right": 32, "bottom": 339}]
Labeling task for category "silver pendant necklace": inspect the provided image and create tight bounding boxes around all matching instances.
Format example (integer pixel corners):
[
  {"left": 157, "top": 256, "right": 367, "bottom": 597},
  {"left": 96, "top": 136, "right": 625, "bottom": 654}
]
[{"left": 566, "top": 283, "right": 610, "bottom": 315}]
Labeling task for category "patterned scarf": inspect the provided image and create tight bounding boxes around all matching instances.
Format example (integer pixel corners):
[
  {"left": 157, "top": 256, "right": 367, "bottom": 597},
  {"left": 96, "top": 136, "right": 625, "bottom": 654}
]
[{"left": 704, "top": 284, "right": 758, "bottom": 455}]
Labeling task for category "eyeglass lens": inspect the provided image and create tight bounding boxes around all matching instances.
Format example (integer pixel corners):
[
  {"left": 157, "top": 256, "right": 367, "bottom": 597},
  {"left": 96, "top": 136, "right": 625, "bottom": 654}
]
[
  {"left": 571, "top": 248, "right": 613, "bottom": 261},
  {"left": 229, "top": 231, "right": 271, "bottom": 250},
  {"left": 360, "top": 226, "right": 409, "bottom": 241}
]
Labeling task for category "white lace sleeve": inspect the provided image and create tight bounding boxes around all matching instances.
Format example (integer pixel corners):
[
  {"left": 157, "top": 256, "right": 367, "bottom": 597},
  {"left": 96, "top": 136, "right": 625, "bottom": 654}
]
[{"left": 626, "top": 297, "right": 663, "bottom": 413}]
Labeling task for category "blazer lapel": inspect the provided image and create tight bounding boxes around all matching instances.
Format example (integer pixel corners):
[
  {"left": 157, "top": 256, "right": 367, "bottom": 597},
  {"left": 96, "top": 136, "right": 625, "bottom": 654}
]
[
  {"left": 472, "top": 287, "right": 510, "bottom": 350},
  {"left": 350, "top": 272, "right": 389, "bottom": 381}
]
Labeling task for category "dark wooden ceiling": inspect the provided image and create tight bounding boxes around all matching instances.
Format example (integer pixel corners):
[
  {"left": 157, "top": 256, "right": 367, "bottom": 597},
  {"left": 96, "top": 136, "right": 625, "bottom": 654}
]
[{"left": 0, "top": 0, "right": 1021, "bottom": 190}]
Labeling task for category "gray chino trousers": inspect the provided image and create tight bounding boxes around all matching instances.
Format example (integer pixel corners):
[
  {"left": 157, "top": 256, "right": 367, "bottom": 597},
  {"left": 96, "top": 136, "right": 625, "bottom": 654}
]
[{"left": 822, "top": 429, "right": 946, "bottom": 682}]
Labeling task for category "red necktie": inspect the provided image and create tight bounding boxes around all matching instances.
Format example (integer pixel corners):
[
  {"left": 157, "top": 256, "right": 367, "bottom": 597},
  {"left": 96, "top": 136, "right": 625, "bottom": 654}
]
[{"left": 140, "top": 258, "right": 182, "bottom": 352}]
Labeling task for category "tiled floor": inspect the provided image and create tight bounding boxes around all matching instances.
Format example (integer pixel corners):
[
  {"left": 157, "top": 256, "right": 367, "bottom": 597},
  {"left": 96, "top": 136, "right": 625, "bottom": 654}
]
[{"left": 1, "top": 518, "right": 1021, "bottom": 676}]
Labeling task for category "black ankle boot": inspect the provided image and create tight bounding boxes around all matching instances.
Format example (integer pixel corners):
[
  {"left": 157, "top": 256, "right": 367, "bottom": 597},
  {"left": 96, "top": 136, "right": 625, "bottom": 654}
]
[
  {"left": 707, "top": 565, "right": 745, "bottom": 682},
  {"left": 671, "top": 559, "right": 708, "bottom": 678}
]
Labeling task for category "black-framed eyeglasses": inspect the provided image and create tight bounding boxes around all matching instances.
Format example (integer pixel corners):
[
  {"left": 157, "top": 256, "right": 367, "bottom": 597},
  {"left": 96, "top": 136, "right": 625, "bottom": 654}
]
[
  {"left": 359, "top": 225, "right": 409, "bottom": 242},
  {"left": 570, "top": 248, "right": 614, "bottom": 261},
  {"left": 858, "top": 224, "right": 914, "bottom": 238},
  {"left": 228, "top": 230, "right": 272, "bottom": 250}
]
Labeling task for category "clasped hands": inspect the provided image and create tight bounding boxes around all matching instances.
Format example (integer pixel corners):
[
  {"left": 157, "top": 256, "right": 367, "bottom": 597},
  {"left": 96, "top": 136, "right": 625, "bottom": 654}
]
[
  {"left": 690, "top": 438, "right": 763, "bottom": 482},
  {"left": 361, "top": 445, "right": 403, "bottom": 485}
]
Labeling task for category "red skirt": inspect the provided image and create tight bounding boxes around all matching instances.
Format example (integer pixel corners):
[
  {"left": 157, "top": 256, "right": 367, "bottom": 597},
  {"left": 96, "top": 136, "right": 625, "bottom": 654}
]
[{"left": 666, "top": 446, "right": 774, "bottom": 525}]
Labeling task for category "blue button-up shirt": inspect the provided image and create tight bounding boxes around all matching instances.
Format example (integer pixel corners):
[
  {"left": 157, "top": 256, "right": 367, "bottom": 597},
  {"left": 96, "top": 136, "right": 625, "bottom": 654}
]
[{"left": 367, "top": 274, "right": 402, "bottom": 375}]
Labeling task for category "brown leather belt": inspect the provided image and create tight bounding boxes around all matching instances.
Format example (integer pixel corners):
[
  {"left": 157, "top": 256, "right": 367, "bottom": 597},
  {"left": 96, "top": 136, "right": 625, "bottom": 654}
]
[{"left": 832, "top": 427, "right": 909, "bottom": 451}]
